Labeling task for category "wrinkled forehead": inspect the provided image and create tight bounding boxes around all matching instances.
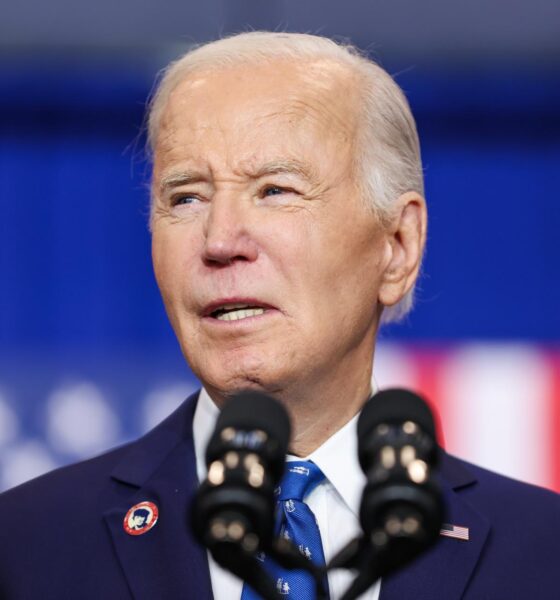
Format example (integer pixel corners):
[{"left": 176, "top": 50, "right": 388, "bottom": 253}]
[{"left": 153, "top": 58, "right": 362, "bottom": 158}]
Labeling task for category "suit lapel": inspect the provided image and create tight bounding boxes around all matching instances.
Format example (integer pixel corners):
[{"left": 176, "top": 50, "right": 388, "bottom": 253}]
[
  {"left": 104, "top": 394, "right": 213, "bottom": 600},
  {"left": 380, "top": 453, "right": 490, "bottom": 600},
  {"left": 103, "top": 397, "right": 488, "bottom": 600}
]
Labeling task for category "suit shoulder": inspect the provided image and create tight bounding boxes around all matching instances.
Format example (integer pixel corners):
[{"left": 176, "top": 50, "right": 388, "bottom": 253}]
[
  {"left": 0, "top": 441, "right": 139, "bottom": 587},
  {"left": 445, "top": 453, "right": 560, "bottom": 522},
  {"left": 450, "top": 453, "right": 559, "bottom": 495},
  {"left": 0, "top": 391, "right": 200, "bottom": 512},
  {"left": 0, "top": 441, "right": 133, "bottom": 513}
]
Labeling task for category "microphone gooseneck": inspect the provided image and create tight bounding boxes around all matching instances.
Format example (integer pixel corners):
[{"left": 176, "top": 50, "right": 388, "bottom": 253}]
[
  {"left": 331, "top": 388, "right": 445, "bottom": 600},
  {"left": 191, "top": 390, "right": 292, "bottom": 599},
  {"left": 192, "top": 390, "right": 329, "bottom": 599}
]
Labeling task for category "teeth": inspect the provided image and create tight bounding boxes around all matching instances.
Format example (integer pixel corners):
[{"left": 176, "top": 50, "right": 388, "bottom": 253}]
[
  {"left": 216, "top": 308, "right": 265, "bottom": 321},
  {"left": 220, "top": 303, "right": 252, "bottom": 310}
]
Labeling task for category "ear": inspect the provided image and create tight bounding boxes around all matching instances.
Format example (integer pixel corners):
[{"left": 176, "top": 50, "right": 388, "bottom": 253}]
[{"left": 378, "top": 191, "right": 427, "bottom": 308}]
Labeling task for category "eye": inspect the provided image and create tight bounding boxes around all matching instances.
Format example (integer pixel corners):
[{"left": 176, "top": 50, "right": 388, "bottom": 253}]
[
  {"left": 261, "top": 185, "right": 298, "bottom": 198},
  {"left": 263, "top": 185, "right": 286, "bottom": 196},
  {"left": 171, "top": 194, "right": 200, "bottom": 206}
]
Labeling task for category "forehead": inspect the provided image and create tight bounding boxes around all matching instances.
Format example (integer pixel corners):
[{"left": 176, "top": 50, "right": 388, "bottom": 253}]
[{"left": 153, "top": 59, "right": 360, "bottom": 171}]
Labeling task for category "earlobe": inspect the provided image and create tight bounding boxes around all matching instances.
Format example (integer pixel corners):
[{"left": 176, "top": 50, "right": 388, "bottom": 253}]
[{"left": 378, "top": 191, "right": 427, "bottom": 307}]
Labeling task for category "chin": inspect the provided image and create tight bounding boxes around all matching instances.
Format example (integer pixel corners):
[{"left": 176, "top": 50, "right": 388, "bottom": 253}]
[
  {"left": 208, "top": 369, "right": 275, "bottom": 393},
  {"left": 199, "top": 363, "right": 288, "bottom": 399},
  {"left": 186, "top": 340, "right": 297, "bottom": 393}
]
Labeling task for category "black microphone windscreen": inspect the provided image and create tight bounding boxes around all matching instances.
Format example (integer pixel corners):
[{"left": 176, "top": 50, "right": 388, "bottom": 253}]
[
  {"left": 206, "top": 390, "right": 291, "bottom": 479},
  {"left": 358, "top": 388, "right": 436, "bottom": 444}
]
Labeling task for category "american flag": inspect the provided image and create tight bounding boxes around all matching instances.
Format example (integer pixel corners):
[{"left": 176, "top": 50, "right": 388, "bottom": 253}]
[{"left": 440, "top": 523, "right": 470, "bottom": 541}]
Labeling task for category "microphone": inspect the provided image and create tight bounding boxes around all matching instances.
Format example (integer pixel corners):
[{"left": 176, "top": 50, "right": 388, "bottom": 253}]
[
  {"left": 191, "top": 390, "right": 291, "bottom": 599},
  {"left": 330, "top": 388, "right": 444, "bottom": 600}
]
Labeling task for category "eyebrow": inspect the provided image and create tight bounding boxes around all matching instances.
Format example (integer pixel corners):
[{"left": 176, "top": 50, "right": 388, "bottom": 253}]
[
  {"left": 248, "top": 159, "right": 318, "bottom": 182},
  {"left": 158, "top": 159, "right": 317, "bottom": 194},
  {"left": 158, "top": 170, "right": 206, "bottom": 194}
]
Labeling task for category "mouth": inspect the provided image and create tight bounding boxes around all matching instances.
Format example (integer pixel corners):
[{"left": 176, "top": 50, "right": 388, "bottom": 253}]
[{"left": 202, "top": 300, "right": 276, "bottom": 323}]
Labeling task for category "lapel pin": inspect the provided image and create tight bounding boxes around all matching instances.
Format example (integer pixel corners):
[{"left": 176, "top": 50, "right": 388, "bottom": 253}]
[
  {"left": 440, "top": 523, "right": 469, "bottom": 541},
  {"left": 123, "top": 501, "right": 159, "bottom": 536}
]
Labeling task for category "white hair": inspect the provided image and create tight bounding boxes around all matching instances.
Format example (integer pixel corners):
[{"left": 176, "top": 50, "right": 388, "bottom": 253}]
[{"left": 146, "top": 31, "right": 425, "bottom": 324}]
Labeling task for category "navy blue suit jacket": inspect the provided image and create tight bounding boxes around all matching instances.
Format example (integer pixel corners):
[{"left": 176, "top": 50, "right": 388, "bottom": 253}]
[{"left": 1, "top": 392, "right": 559, "bottom": 599}]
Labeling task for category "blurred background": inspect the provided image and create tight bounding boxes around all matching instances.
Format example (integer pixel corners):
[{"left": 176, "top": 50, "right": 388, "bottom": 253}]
[{"left": 1, "top": 0, "right": 559, "bottom": 493}]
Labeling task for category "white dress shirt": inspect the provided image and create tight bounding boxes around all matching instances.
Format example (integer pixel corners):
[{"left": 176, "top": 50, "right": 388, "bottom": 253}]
[{"left": 193, "top": 389, "right": 381, "bottom": 600}]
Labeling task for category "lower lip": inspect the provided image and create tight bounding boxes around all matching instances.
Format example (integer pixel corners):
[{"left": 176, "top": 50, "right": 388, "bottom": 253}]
[{"left": 202, "top": 309, "right": 279, "bottom": 327}]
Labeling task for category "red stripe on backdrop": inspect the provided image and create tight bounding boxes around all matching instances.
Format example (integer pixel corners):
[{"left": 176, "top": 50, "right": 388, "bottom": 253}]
[
  {"left": 412, "top": 346, "right": 448, "bottom": 450},
  {"left": 382, "top": 344, "right": 560, "bottom": 493},
  {"left": 550, "top": 351, "right": 560, "bottom": 493}
]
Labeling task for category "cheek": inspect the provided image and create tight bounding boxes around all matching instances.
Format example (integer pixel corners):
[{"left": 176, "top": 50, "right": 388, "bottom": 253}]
[
  {"left": 296, "top": 219, "right": 360, "bottom": 281},
  {"left": 152, "top": 237, "right": 172, "bottom": 295},
  {"left": 152, "top": 230, "right": 193, "bottom": 299},
  {"left": 306, "top": 222, "right": 385, "bottom": 309}
]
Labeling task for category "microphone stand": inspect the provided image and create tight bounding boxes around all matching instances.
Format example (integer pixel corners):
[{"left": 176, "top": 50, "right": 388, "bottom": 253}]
[
  {"left": 210, "top": 532, "right": 329, "bottom": 599},
  {"left": 212, "top": 542, "right": 280, "bottom": 600},
  {"left": 328, "top": 537, "right": 382, "bottom": 600},
  {"left": 270, "top": 537, "right": 329, "bottom": 600}
]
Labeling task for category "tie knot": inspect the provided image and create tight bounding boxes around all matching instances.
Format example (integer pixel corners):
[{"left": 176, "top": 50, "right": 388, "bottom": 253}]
[{"left": 276, "top": 461, "right": 325, "bottom": 502}]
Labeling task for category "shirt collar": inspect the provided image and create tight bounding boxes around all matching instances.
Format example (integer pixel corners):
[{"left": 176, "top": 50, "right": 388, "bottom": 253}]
[
  {"left": 193, "top": 387, "right": 220, "bottom": 484},
  {"left": 193, "top": 387, "right": 368, "bottom": 517},
  {"left": 295, "top": 411, "right": 365, "bottom": 517}
]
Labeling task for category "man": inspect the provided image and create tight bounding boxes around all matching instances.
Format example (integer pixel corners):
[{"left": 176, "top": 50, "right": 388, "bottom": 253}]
[{"left": 0, "top": 31, "right": 559, "bottom": 599}]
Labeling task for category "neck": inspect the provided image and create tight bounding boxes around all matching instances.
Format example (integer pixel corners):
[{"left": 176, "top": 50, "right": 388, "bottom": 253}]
[
  {"left": 282, "top": 375, "right": 372, "bottom": 457},
  {"left": 271, "top": 335, "right": 378, "bottom": 454},
  {"left": 206, "top": 355, "right": 374, "bottom": 457}
]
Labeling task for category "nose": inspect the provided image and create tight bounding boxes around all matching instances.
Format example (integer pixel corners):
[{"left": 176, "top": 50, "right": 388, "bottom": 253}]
[{"left": 202, "top": 195, "right": 259, "bottom": 266}]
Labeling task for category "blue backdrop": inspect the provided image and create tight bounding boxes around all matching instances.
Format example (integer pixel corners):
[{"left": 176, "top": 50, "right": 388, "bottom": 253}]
[
  {"left": 0, "top": 54, "right": 559, "bottom": 491},
  {"left": 2, "top": 62, "right": 559, "bottom": 347}
]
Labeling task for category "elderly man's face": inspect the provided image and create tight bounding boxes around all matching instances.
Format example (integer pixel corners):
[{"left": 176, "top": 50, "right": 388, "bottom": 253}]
[
  {"left": 132, "top": 515, "right": 146, "bottom": 528},
  {"left": 151, "top": 60, "right": 393, "bottom": 398}
]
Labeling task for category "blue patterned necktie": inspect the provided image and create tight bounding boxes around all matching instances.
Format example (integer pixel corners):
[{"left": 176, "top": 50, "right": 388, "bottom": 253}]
[{"left": 241, "top": 460, "right": 329, "bottom": 599}]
